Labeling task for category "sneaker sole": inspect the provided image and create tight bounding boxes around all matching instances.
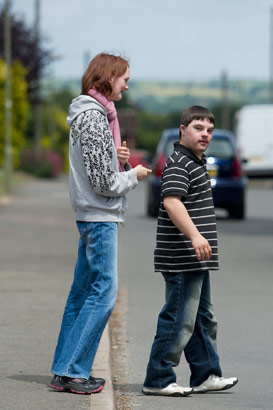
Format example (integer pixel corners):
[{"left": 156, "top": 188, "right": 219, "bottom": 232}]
[
  {"left": 193, "top": 378, "right": 238, "bottom": 394},
  {"left": 70, "top": 383, "right": 105, "bottom": 395},
  {"left": 50, "top": 383, "right": 69, "bottom": 392},
  {"left": 142, "top": 388, "right": 192, "bottom": 397},
  {"left": 50, "top": 381, "right": 105, "bottom": 394}
]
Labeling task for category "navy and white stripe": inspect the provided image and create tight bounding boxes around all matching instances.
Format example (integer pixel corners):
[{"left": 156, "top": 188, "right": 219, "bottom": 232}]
[{"left": 154, "top": 143, "right": 219, "bottom": 274}]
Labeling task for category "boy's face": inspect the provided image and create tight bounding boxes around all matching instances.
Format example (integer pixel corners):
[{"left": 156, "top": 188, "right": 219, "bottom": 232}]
[{"left": 180, "top": 118, "right": 214, "bottom": 159}]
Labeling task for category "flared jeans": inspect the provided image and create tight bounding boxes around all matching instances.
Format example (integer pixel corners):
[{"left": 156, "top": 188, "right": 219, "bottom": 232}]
[
  {"left": 144, "top": 271, "right": 222, "bottom": 388},
  {"left": 51, "top": 221, "right": 118, "bottom": 379}
]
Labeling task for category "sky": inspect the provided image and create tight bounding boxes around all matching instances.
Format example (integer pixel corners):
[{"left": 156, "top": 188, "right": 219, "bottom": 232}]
[{"left": 4, "top": 0, "right": 273, "bottom": 82}]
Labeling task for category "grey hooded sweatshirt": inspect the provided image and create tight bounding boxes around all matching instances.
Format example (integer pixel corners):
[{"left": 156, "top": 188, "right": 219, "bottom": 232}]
[{"left": 67, "top": 95, "right": 138, "bottom": 222}]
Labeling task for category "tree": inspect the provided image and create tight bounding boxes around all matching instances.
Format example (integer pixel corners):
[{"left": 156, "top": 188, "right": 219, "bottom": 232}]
[
  {"left": 41, "top": 102, "right": 70, "bottom": 172},
  {"left": 136, "top": 110, "right": 181, "bottom": 155},
  {"left": 0, "top": 58, "right": 29, "bottom": 167},
  {"left": 0, "top": 7, "right": 53, "bottom": 102},
  {"left": 210, "top": 102, "right": 243, "bottom": 132}
]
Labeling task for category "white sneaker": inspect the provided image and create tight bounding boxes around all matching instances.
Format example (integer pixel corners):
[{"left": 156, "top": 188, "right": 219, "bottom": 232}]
[
  {"left": 142, "top": 383, "right": 192, "bottom": 397},
  {"left": 193, "top": 374, "right": 238, "bottom": 393}
]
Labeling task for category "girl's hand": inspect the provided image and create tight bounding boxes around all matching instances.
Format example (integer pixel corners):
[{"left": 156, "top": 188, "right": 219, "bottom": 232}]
[
  {"left": 117, "top": 141, "right": 130, "bottom": 166},
  {"left": 134, "top": 164, "right": 152, "bottom": 181}
]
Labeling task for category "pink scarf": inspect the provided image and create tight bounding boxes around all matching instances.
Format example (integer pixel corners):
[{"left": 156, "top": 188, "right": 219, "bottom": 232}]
[{"left": 88, "top": 88, "right": 123, "bottom": 171}]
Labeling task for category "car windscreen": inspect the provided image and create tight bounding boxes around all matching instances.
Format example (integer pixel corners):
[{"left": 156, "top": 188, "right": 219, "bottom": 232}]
[{"left": 205, "top": 137, "right": 234, "bottom": 159}]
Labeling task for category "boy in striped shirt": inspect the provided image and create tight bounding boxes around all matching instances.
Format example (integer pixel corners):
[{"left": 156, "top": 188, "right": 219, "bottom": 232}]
[{"left": 142, "top": 106, "right": 238, "bottom": 397}]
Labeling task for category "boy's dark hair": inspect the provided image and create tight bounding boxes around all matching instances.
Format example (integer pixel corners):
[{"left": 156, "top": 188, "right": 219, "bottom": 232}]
[{"left": 181, "top": 105, "right": 215, "bottom": 127}]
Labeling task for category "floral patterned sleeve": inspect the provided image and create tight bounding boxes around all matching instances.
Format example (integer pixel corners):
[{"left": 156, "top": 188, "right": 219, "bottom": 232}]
[{"left": 70, "top": 110, "right": 118, "bottom": 193}]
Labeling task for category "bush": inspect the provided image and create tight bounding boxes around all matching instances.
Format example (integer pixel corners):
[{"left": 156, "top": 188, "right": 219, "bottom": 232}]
[{"left": 20, "top": 148, "right": 63, "bottom": 178}]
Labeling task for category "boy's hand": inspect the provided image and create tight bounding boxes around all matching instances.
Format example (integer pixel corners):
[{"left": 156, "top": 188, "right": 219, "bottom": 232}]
[
  {"left": 191, "top": 234, "right": 212, "bottom": 261},
  {"left": 134, "top": 164, "right": 152, "bottom": 181},
  {"left": 117, "top": 141, "right": 130, "bottom": 166}
]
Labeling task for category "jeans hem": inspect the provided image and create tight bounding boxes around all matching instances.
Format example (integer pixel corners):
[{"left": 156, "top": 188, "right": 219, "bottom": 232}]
[{"left": 51, "top": 369, "right": 89, "bottom": 379}]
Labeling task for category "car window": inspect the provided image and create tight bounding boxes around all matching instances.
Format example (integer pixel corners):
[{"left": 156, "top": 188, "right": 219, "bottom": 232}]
[
  {"left": 165, "top": 137, "right": 179, "bottom": 158},
  {"left": 206, "top": 138, "right": 234, "bottom": 159}
]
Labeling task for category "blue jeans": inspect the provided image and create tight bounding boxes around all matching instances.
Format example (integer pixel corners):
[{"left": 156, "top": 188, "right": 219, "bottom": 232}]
[
  {"left": 51, "top": 221, "right": 118, "bottom": 379},
  {"left": 144, "top": 271, "right": 222, "bottom": 388}
]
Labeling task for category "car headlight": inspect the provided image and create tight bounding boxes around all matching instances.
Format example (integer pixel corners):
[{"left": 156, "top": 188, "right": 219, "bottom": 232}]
[{"left": 210, "top": 178, "right": 216, "bottom": 187}]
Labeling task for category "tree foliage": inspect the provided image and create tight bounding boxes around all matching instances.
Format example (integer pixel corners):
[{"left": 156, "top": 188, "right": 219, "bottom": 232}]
[
  {"left": 0, "top": 58, "right": 29, "bottom": 167},
  {"left": 136, "top": 111, "right": 181, "bottom": 155},
  {"left": 41, "top": 101, "right": 70, "bottom": 173},
  {"left": 0, "top": 8, "right": 53, "bottom": 102},
  {"left": 210, "top": 102, "right": 242, "bottom": 132}
]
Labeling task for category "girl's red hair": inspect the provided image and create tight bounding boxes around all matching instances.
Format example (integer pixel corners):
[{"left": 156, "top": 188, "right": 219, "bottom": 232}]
[{"left": 81, "top": 52, "right": 129, "bottom": 96}]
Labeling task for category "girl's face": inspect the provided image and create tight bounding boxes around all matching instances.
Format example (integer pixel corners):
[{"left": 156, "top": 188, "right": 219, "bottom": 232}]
[{"left": 110, "top": 67, "right": 130, "bottom": 101}]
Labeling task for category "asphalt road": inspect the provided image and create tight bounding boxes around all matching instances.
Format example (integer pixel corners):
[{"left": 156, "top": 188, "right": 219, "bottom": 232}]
[
  {"left": 117, "top": 179, "right": 273, "bottom": 410},
  {"left": 0, "top": 178, "right": 92, "bottom": 410},
  {"left": 1, "top": 177, "right": 272, "bottom": 410}
]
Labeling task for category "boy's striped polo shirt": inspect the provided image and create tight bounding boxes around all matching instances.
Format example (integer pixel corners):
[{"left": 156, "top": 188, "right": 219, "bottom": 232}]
[{"left": 154, "top": 143, "right": 219, "bottom": 274}]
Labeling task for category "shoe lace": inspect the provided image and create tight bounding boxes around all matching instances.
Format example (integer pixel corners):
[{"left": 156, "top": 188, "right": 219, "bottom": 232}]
[{"left": 211, "top": 374, "right": 221, "bottom": 382}]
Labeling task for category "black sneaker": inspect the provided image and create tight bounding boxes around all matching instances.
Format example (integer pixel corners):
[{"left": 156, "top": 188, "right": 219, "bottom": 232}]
[
  {"left": 89, "top": 375, "right": 105, "bottom": 385},
  {"left": 50, "top": 375, "right": 68, "bottom": 391},
  {"left": 50, "top": 375, "right": 105, "bottom": 394}
]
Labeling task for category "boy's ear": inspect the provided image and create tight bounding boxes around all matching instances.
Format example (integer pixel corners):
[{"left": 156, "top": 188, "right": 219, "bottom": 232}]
[{"left": 180, "top": 124, "right": 185, "bottom": 137}]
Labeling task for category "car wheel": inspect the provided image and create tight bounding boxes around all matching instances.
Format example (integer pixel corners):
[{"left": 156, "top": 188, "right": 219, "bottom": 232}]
[
  {"left": 228, "top": 204, "right": 245, "bottom": 220},
  {"left": 147, "top": 184, "right": 159, "bottom": 217},
  {"left": 147, "top": 197, "right": 159, "bottom": 217}
]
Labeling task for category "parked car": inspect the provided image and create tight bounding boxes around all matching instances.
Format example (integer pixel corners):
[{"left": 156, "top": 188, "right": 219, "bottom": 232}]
[
  {"left": 128, "top": 149, "right": 150, "bottom": 168},
  {"left": 147, "top": 128, "right": 247, "bottom": 219}
]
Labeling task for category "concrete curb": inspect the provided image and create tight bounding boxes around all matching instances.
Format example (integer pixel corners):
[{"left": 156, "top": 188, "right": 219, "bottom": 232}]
[{"left": 91, "top": 324, "right": 116, "bottom": 410}]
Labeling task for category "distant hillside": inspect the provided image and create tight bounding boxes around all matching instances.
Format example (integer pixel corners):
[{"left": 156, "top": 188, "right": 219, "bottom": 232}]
[
  {"left": 128, "top": 79, "right": 270, "bottom": 113},
  {"left": 51, "top": 78, "right": 271, "bottom": 113}
]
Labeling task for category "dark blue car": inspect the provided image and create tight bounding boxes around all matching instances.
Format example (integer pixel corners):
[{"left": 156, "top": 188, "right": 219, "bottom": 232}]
[{"left": 147, "top": 128, "right": 248, "bottom": 219}]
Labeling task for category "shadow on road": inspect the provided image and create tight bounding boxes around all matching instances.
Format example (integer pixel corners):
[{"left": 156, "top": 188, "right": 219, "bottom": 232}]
[
  {"left": 8, "top": 374, "right": 51, "bottom": 386},
  {"left": 217, "top": 217, "right": 273, "bottom": 237}
]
